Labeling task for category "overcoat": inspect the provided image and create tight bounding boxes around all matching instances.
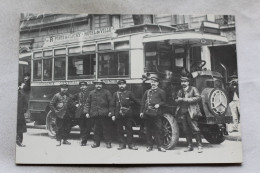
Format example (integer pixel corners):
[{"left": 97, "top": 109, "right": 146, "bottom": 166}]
[
  {"left": 86, "top": 89, "right": 113, "bottom": 117},
  {"left": 140, "top": 88, "right": 166, "bottom": 116}
]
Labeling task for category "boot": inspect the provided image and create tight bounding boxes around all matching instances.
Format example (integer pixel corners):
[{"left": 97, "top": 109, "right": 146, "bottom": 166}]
[
  {"left": 117, "top": 144, "right": 126, "bottom": 150},
  {"left": 106, "top": 142, "right": 112, "bottom": 149},
  {"left": 184, "top": 136, "right": 193, "bottom": 152},
  {"left": 196, "top": 134, "right": 203, "bottom": 153},
  {"left": 91, "top": 142, "right": 100, "bottom": 148},
  {"left": 63, "top": 140, "right": 71, "bottom": 145},
  {"left": 81, "top": 140, "right": 87, "bottom": 146},
  {"left": 158, "top": 147, "right": 166, "bottom": 152},
  {"left": 128, "top": 144, "right": 138, "bottom": 150},
  {"left": 56, "top": 140, "right": 62, "bottom": 146},
  {"left": 146, "top": 146, "right": 153, "bottom": 152}
]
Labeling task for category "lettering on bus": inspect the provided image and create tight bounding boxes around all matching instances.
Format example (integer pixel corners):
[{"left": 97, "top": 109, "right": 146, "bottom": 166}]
[
  {"left": 43, "top": 27, "right": 114, "bottom": 47},
  {"left": 31, "top": 79, "right": 118, "bottom": 86}
]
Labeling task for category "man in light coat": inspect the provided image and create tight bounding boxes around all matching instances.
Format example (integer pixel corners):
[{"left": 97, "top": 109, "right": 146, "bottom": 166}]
[{"left": 175, "top": 76, "right": 203, "bottom": 153}]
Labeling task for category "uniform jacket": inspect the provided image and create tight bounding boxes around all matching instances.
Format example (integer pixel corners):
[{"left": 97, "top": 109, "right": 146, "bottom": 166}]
[
  {"left": 86, "top": 89, "right": 113, "bottom": 117},
  {"left": 112, "top": 89, "right": 139, "bottom": 118},
  {"left": 49, "top": 92, "right": 74, "bottom": 119},
  {"left": 140, "top": 87, "right": 166, "bottom": 115},
  {"left": 175, "top": 86, "right": 202, "bottom": 119},
  {"left": 72, "top": 90, "right": 89, "bottom": 118}
]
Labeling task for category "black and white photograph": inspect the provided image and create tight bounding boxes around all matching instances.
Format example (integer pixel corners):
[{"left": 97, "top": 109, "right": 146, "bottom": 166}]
[{"left": 16, "top": 13, "right": 242, "bottom": 164}]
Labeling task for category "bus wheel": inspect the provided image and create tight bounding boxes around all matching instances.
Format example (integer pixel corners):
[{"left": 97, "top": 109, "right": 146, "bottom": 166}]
[
  {"left": 46, "top": 111, "right": 57, "bottom": 138},
  {"left": 201, "top": 124, "right": 225, "bottom": 144},
  {"left": 162, "top": 113, "right": 179, "bottom": 149}
]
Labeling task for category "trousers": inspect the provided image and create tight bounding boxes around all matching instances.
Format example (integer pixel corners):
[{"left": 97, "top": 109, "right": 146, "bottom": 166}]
[
  {"left": 93, "top": 116, "right": 113, "bottom": 144},
  {"left": 180, "top": 112, "right": 202, "bottom": 147},
  {"left": 144, "top": 116, "right": 163, "bottom": 147},
  {"left": 116, "top": 117, "right": 134, "bottom": 145},
  {"left": 56, "top": 116, "right": 72, "bottom": 141},
  {"left": 79, "top": 115, "right": 92, "bottom": 143}
]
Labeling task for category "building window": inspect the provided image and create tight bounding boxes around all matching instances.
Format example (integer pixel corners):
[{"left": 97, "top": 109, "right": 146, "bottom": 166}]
[
  {"left": 98, "top": 52, "right": 129, "bottom": 78},
  {"left": 43, "top": 58, "right": 52, "bottom": 81},
  {"left": 54, "top": 57, "right": 66, "bottom": 80},
  {"left": 68, "top": 54, "right": 95, "bottom": 79},
  {"left": 33, "top": 60, "right": 42, "bottom": 81}
]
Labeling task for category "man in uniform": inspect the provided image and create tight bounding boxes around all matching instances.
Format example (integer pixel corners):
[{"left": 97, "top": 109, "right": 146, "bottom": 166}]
[
  {"left": 73, "top": 81, "right": 91, "bottom": 146},
  {"left": 140, "top": 76, "right": 166, "bottom": 152},
  {"left": 86, "top": 79, "right": 113, "bottom": 149},
  {"left": 111, "top": 79, "right": 139, "bottom": 150},
  {"left": 175, "top": 76, "right": 203, "bottom": 153},
  {"left": 49, "top": 84, "right": 73, "bottom": 146}
]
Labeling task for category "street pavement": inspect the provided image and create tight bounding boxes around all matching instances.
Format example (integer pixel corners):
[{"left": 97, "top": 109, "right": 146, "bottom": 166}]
[{"left": 16, "top": 127, "right": 243, "bottom": 164}]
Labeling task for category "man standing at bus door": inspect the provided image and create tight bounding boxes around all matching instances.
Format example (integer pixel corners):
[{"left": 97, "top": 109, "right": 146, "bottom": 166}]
[
  {"left": 17, "top": 87, "right": 27, "bottom": 147},
  {"left": 140, "top": 76, "right": 166, "bottom": 152},
  {"left": 86, "top": 79, "right": 114, "bottom": 149},
  {"left": 49, "top": 84, "right": 73, "bottom": 146},
  {"left": 73, "top": 81, "right": 91, "bottom": 146},
  {"left": 111, "top": 79, "right": 139, "bottom": 150},
  {"left": 175, "top": 76, "right": 203, "bottom": 153}
]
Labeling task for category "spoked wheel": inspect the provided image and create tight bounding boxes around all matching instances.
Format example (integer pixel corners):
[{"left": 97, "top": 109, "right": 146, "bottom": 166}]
[
  {"left": 161, "top": 113, "right": 179, "bottom": 149},
  {"left": 200, "top": 124, "right": 225, "bottom": 144},
  {"left": 46, "top": 111, "right": 57, "bottom": 138}
]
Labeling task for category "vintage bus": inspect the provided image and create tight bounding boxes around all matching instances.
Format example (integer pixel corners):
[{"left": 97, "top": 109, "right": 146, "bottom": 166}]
[{"left": 28, "top": 24, "right": 233, "bottom": 149}]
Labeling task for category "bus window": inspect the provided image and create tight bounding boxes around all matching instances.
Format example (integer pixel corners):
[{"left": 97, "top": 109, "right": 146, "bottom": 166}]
[
  {"left": 98, "top": 52, "right": 129, "bottom": 78},
  {"left": 54, "top": 57, "right": 66, "bottom": 80},
  {"left": 43, "top": 58, "right": 52, "bottom": 81},
  {"left": 33, "top": 60, "right": 42, "bottom": 81},
  {"left": 68, "top": 54, "right": 95, "bottom": 79}
]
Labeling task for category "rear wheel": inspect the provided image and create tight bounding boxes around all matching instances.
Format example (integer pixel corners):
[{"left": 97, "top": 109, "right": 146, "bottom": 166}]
[
  {"left": 200, "top": 124, "right": 225, "bottom": 144},
  {"left": 46, "top": 111, "right": 56, "bottom": 138},
  {"left": 162, "top": 113, "right": 179, "bottom": 149}
]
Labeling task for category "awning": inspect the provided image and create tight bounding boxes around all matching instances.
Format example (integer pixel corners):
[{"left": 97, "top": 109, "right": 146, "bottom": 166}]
[{"left": 143, "top": 32, "right": 228, "bottom": 46}]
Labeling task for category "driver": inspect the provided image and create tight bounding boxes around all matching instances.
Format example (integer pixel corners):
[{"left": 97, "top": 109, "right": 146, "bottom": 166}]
[{"left": 175, "top": 76, "right": 203, "bottom": 153}]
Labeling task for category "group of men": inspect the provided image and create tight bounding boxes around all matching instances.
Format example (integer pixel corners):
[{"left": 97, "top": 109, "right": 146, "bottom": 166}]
[{"left": 49, "top": 75, "right": 204, "bottom": 153}]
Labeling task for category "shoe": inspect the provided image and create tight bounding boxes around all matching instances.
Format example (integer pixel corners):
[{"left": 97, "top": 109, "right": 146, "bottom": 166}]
[
  {"left": 158, "top": 147, "right": 166, "bottom": 152},
  {"left": 91, "top": 143, "right": 100, "bottom": 148},
  {"left": 117, "top": 144, "right": 126, "bottom": 150},
  {"left": 106, "top": 143, "right": 112, "bottom": 149},
  {"left": 56, "top": 140, "right": 61, "bottom": 146},
  {"left": 146, "top": 146, "right": 153, "bottom": 152},
  {"left": 128, "top": 144, "right": 138, "bottom": 150},
  {"left": 63, "top": 140, "right": 71, "bottom": 145},
  {"left": 184, "top": 146, "right": 193, "bottom": 152},
  {"left": 81, "top": 143, "right": 86, "bottom": 146},
  {"left": 198, "top": 146, "right": 203, "bottom": 153},
  {"left": 17, "top": 142, "right": 26, "bottom": 147}
]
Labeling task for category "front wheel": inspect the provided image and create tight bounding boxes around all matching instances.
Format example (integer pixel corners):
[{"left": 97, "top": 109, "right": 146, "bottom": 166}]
[
  {"left": 46, "top": 111, "right": 57, "bottom": 138},
  {"left": 200, "top": 124, "right": 225, "bottom": 144},
  {"left": 162, "top": 113, "right": 179, "bottom": 149}
]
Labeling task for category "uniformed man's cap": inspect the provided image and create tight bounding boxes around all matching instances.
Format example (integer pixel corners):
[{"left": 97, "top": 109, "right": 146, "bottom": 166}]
[
  {"left": 150, "top": 76, "right": 159, "bottom": 82},
  {"left": 79, "top": 81, "right": 88, "bottom": 86},
  {"left": 93, "top": 79, "right": 105, "bottom": 85},
  {"left": 60, "top": 84, "right": 69, "bottom": 88},
  {"left": 117, "top": 79, "right": 126, "bottom": 84},
  {"left": 180, "top": 76, "right": 190, "bottom": 81}
]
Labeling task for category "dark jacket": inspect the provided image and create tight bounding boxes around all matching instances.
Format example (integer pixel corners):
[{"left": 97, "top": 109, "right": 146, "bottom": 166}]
[
  {"left": 49, "top": 92, "right": 74, "bottom": 119},
  {"left": 72, "top": 91, "right": 89, "bottom": 118},
  {"left": 17, "top": 90, "right": 27, "bottom": 120},
  {"left": 140, "top": 87, "right": 166, "bottom": 115},
  {"left": 112, "top": 89, "right": 139, "bottom": 118},
  {"left": 175, "top": 86, "right": 202, "bottom": 119},
  {"left": 17, "top": 90, "right": 27, "bottom": 133},
  {"left": 86, "top": 89, "right": 113, "bottom": 117}
]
